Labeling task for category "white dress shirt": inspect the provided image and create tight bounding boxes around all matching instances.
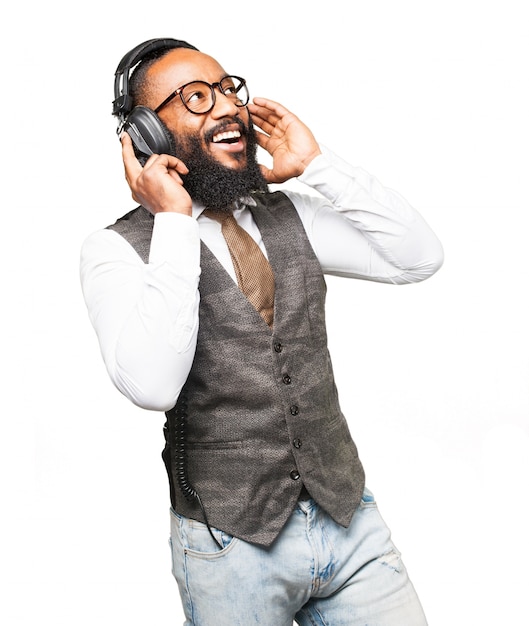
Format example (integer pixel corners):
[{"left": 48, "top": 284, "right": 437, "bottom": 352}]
[{"left": 80, "top": 145, "right": 443, "bottom": 411}]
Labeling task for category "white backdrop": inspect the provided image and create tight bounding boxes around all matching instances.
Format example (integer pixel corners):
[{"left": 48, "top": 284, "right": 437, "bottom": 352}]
[{"left": 2, "top": 1, "right": 528, "bottom": 624}]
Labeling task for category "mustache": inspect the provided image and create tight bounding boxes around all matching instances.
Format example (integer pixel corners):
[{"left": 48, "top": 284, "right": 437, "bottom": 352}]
[{"left": 204, "top": 116, "right": 248, "bottom": 143}]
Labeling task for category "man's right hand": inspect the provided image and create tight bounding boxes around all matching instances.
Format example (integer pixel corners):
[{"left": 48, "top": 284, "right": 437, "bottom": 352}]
[{"left": 121, "top": 132, "right": 193, "bottom": 216}]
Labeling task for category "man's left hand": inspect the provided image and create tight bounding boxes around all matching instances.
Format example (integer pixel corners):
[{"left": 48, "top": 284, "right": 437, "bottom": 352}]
[{"left": 248, "top": 98, "right": 321, "bottom": 184}]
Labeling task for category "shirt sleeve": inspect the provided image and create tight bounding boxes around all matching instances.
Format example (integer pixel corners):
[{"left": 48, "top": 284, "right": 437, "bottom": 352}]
[
  {"left": 284, "top": 145, "right": 444, "bottom": 284},
  {"left": 80, "top": 212, "right": 201, "bottom": 411}
]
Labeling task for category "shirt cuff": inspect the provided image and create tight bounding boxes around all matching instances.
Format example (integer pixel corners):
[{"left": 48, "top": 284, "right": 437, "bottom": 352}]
[
  {"left": 297, "top": 144, "right": 365, "bottom": 208},
  {"left": 297, "top": 144, "right": 333, "bottom": 185}
]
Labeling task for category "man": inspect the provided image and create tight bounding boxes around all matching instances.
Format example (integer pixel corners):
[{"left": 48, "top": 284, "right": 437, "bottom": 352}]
[{"left": 80, "top": 38, "right": 443, "bottom": 625}]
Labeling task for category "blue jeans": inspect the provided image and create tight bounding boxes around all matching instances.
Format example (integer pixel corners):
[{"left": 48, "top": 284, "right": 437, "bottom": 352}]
[{"left": 169, "top": 489, "right": 427, "bottom": 625}]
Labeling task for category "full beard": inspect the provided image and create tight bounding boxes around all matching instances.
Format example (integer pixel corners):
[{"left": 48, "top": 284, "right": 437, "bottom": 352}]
[{"left": 170, "top": 117, "right": 268, "bottom": 211}]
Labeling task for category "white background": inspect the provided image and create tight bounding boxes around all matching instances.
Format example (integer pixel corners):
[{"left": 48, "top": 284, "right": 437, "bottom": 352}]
[{"left": 2, "top": 1, "right": 528, "bottom": 624}]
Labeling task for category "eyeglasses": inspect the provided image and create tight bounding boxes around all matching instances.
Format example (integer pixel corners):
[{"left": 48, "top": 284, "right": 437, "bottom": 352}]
[{"left": 154, "top": 75, "right": 249, "bottom": 115}]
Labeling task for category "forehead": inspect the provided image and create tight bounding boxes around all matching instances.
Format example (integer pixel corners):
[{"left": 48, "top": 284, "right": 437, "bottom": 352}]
[{"left": 147, "top": 48, "right": 228, "bottom": 92}]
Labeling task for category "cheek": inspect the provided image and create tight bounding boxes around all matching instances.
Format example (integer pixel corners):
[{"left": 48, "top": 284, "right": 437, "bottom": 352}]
[
  {"left": 172, "top": 126, "right": 207, "bottom": 158},
  {"left": 172, "top": 123, "right": 202, "bottom": 148},
  {"left": 161, "top": 110, "right": 204, "bottom": 145}
]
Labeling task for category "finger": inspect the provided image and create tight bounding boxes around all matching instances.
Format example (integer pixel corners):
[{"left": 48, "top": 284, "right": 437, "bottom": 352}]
[
  {"left": 253, "top": 129, "right": 271, "bottom": 151},
  {"left": 252, "top": 117, "right": 276, "bottom": 137},
  {"left": 248, "top": 104, "right": 280, "bottom": 127},
  {"left": 167, "top": 155, "right": 189, "bottom": 175},
  {"left": 156, "top": 153, "right": 189, "bottom": 175},
  {"left": 167, "top": 169, "right": 184, "bottom": 184},
  {"left": 141, "top": 152, "right": 160, "bottom": 171},
  {"left": 121, "top": 132, "right": 143, "bottom": 180},
  {"left": 251, "top": 97, "right": 292, "bottom": 118},
  {"left": 142, "top": 153, "right": 189, "bottom": 176},
  {"left": 120, "top": 130, "right": 138, "bottom": 157},
  {"left": 251, "top": 112, "right": 284, "bottom": 139}
]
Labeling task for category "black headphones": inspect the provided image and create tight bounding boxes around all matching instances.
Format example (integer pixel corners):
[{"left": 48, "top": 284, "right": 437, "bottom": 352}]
[{"left": 112, "top": 38, "right": 198, "bottom": 161}]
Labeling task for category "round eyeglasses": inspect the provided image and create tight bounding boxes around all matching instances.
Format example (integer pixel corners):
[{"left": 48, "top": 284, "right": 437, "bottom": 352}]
[{"left": 154, "top": 75, "right": 249, "bottom": 115}]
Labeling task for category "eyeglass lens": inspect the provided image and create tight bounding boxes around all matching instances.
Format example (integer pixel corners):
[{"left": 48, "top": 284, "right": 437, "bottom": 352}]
[{"left": 181, "top": 76, "right": 248, "bottom": 113}]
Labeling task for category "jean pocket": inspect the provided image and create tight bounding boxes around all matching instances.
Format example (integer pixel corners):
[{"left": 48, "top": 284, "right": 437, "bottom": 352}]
[{"left": 175, "top": 512, "right": 237, "bottom": 558}]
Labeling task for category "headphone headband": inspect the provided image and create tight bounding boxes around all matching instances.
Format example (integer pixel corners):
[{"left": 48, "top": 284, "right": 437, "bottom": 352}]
[
  {"left": 112, "top": 38, "right": 199, "bottom": 163},
  {"left": 113, "top": 38, "right": 199, "bottom": 119}
]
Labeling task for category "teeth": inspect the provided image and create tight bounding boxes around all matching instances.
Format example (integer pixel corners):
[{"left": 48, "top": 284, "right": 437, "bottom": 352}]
[{"left": 212, "top": 130, "right": 241, "bottom": 143}]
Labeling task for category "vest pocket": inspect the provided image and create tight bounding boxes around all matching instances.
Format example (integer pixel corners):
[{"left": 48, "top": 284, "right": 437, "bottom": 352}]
[{"left": 187, "top": 440, "right": 244, "bottom": 450}]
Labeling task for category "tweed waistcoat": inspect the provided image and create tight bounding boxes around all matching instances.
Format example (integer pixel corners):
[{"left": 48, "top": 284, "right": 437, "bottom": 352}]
[{"left": 108, "top": 192, "right": 365, "bottom": 546}]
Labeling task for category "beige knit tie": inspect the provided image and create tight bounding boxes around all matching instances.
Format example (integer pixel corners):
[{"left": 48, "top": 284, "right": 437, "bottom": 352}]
[{"left": 204, "top": 209, "right": 275, "bottom": 327}]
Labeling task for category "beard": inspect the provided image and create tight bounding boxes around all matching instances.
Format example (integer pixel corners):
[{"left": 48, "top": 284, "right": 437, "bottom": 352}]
[{"left": 169, "top": 116, "right": 268, "bottom": 211}]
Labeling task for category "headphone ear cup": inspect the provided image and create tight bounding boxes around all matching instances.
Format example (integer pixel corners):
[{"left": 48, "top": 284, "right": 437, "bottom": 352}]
[{"left": 123, "top": 106, "right": 174, "bottom": 163}]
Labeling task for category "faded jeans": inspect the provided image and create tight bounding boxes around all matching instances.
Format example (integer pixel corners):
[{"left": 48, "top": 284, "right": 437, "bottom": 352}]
[{"left": 169, "top": 489, "right": 428, "bottom": 625}]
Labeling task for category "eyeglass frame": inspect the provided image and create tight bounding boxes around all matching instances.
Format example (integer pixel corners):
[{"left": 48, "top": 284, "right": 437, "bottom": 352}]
[{"left": 153, "top": 75, "right": 249, "bottom": 115}]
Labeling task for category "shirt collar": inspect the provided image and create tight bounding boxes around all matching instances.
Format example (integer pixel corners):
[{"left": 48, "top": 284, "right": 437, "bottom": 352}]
[{"left": 193, "top": 195, "right": 257, "bottom": 220}]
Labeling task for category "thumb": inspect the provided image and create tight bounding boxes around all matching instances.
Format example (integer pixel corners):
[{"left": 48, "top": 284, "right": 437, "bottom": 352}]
[
  {"left": 260, "top": 163, "right": 285, "bottom": 184},
  {"left": 259, "top": 163, "right": 288, "bottom": 185},
  {"left": 259, "top": 163, "right": 273, "bottom": 182}
]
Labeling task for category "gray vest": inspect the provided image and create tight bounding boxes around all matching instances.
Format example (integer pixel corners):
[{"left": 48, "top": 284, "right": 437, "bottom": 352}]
[{"left": 108, "top": 192, "right": 365, "bottom": 546}]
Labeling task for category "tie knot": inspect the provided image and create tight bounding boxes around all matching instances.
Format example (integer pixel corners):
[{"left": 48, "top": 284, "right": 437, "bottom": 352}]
[{"left": 203, "top": 208, "right": 234, "bottom": 224}]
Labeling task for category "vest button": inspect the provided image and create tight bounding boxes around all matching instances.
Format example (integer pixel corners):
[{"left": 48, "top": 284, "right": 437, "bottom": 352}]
[
  {"left": 282, "top": 374, "right": 291, "bottom": 385},
  {"left": 290, "top": 405, "right": 299, "bottom": 416},
  {"left": 274, "top": 342, "right": 283, "bottom": 353},
  {"left": 293, "top": 438, "right": 302, "bottom": 449},
  {"left": 290, "top": 470, "right": 300, "bottom": 480}
]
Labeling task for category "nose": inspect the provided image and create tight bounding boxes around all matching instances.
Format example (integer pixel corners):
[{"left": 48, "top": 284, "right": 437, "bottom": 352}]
[{"left": 210, "top": 88, "right": 240, "bottom": 118}]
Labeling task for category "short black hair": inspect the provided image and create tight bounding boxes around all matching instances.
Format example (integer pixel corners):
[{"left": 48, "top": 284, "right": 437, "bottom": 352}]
[{"left": 129, "top": 40, "right": 199, "bottom": 106}]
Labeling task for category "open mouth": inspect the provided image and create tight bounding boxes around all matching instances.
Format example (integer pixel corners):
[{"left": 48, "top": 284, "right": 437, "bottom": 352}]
[{"left": 212, "top": 129, "right": 242, "bottom": 144}]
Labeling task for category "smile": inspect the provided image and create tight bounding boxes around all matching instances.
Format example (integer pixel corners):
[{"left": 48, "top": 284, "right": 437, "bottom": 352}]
[{"left": 212, "top": 130, "right": 242, "bottom": 144}]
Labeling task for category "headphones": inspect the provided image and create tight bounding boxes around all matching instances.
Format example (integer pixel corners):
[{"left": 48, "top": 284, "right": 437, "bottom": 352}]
[{"left": 112, "top": 38, "right": 198, "bottom": 161}]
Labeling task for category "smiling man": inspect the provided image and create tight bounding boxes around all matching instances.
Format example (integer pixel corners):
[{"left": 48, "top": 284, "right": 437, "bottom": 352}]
[
  {"left": 132, "top": 46, "right": 269, "bottom": 211},
  {"left": 80, "top": 38, "right": 443, "bottom": 625}
]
